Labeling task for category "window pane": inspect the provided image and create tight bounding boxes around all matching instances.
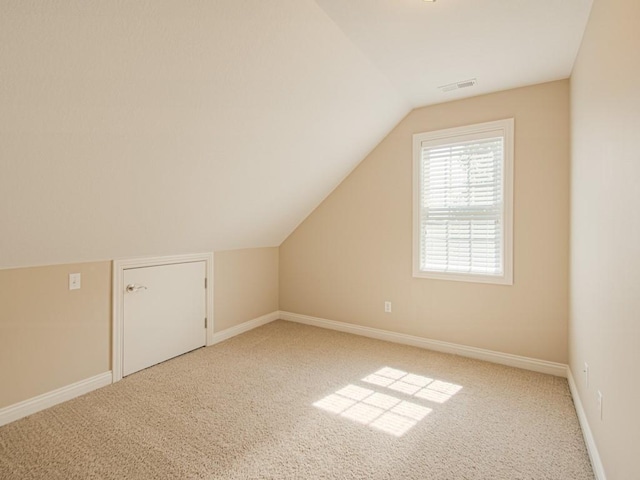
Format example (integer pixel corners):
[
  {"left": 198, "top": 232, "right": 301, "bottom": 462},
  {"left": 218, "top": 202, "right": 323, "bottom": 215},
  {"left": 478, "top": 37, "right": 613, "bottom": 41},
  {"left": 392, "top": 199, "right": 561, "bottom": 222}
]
[{"left": 420, "top": 137, "right": 504, "bottom": 275}]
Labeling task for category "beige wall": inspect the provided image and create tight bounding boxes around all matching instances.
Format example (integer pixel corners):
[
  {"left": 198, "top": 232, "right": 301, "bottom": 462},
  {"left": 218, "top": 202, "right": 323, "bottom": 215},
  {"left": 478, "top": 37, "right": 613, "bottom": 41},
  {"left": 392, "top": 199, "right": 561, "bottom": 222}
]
[
  {"left": 214, "top": 248, "right": 279, "bottom": 332},
  {"left": 0, "top": 262, "right": 111, "bottom": 409},
  {"left": 0, "top": 248, "right": 279, "bottom": 409},
  {"left": 280, "top": 80, "right": 570, "bottom": 363},
  {"left": 570, "top": 0, "right": 640, "bottom": 477}
]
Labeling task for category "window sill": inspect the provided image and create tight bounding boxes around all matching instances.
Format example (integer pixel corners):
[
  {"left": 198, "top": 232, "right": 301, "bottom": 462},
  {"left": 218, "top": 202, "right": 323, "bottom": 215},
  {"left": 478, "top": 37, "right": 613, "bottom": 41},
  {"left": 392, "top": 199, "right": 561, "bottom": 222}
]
[{"left": 412, "top": 270, "right": 513, "bottom": 285}]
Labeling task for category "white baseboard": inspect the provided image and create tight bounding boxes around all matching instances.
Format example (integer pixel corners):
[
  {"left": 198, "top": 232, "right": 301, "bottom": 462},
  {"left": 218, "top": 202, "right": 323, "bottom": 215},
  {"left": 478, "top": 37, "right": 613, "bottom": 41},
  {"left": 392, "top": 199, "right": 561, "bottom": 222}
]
[
  {"left": 0, "top": 312, "right": 279, "bottom": 428},
  {"left": 279, "top": 311, "right": 567, "bottom": 377},
  {"left": 0, "top": 371, "right": 113, "bottom": 427},
  {"left": 210, "top": 311, "right": 280, "bottom": 345},
  {"left": 567, "top": 368, "right": 607, "bottom": 480}
]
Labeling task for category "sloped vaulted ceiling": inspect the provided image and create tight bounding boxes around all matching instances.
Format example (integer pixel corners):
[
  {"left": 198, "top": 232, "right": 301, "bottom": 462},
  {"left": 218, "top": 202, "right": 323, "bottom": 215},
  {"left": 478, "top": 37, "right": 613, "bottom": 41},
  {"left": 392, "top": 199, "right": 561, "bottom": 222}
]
[
  {"left": 0, "top": 0, "right": 592, "bottom": 268},
  {"left": 0, "top": 0, "right": 409, "bottom": 268}
]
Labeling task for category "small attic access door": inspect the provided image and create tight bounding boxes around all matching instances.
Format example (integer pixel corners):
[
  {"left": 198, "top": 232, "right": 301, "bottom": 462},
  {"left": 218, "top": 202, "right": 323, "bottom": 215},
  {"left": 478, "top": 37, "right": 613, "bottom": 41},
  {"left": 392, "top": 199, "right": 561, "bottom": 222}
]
[
  {"left": 112, "top": 253, "right": 214, "bottom": 382},
  {"left": 122, "top": 261, "right": 205, "bottom": 376}
]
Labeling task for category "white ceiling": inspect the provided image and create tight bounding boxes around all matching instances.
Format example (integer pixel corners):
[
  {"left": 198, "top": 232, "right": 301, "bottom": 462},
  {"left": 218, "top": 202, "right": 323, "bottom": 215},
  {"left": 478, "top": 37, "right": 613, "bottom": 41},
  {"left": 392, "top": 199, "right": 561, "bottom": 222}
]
[
  {"left": 314, "top": 0, "right": 593, "bottom": 106},
  {"left": 0, "top": 0, "right": 408, "bottom": 267},
  {"left": 0, "top": 0, "right": 592, "bottom": 268}
]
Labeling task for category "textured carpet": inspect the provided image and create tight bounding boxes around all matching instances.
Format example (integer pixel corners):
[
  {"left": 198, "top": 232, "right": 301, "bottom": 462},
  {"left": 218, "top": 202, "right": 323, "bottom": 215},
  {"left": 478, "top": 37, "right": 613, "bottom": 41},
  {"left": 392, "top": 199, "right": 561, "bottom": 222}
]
[{"left": 0, "top": 320, "right": 594, "bottom": 479}]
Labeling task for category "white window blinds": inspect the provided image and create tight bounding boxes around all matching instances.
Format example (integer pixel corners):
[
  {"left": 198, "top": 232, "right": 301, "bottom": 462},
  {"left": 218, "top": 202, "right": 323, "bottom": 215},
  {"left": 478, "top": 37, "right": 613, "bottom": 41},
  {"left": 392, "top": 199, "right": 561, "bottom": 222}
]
[{"left": 413, "top": 119, "right": 513, "bottom": 284}]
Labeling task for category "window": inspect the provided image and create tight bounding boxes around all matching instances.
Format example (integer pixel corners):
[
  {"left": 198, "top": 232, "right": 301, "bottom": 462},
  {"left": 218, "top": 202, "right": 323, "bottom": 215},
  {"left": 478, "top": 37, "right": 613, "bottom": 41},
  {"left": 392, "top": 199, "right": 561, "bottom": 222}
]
[{"left": 413, "top": 118, "right": 514, "bottom": 285}]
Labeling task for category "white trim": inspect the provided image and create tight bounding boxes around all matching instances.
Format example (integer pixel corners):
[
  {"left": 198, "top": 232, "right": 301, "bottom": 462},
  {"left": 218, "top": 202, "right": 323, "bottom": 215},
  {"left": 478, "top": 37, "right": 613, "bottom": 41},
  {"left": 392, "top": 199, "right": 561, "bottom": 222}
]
[
  {"left": 112, "top": 252, "right": 214, "bottom": 382},
  {"left": 279, "top": 311, "right": 567, "bottom": 377},
  {"left": 0, "top": 372, "right": 112, "bottom": 427},
  {"left": 567, "top": 368, "right": 607, "bottom": 480},
  {"left": 209, "top": 311, "right": 280, "bottom": 345},
  {"left": 412, "top": 118, "right": 514, "bottom": 286}
]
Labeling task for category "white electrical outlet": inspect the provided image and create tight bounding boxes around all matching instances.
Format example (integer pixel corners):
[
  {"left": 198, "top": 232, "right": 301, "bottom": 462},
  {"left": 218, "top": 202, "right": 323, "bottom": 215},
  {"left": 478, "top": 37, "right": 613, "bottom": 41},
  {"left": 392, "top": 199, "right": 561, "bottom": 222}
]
[
  {"left": 69, "top": 273, "right": 81, "bottom": 290},
  {"left": 584, "top": 362, "right": 589, "bottom": 387},
  {"left": 597, "top": 391, "right": 603, "bottom": 420},
  {"left": 384, "top": 301, "right": 392, "bottom": 313}
]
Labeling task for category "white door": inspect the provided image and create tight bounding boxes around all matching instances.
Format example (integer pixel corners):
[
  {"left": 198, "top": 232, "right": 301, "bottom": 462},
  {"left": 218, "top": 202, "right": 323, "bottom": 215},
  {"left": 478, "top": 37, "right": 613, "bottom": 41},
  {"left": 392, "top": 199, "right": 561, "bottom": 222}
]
[{"left": 123, "top": 261, "right": 206, "bottom": 376}]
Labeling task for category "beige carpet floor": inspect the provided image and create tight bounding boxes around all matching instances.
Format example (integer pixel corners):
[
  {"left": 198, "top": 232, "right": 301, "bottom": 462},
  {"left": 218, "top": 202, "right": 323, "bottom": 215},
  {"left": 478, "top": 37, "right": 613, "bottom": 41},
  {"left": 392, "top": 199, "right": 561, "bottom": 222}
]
[{"left": 0, "top": 320, "right": 594, "bottom": 479}]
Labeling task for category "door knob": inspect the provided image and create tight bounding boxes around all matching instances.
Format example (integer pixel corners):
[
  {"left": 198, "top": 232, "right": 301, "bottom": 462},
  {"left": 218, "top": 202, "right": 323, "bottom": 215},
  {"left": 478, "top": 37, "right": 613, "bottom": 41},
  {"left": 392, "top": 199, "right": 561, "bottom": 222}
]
[{"left": 126, "top": 284, "right": 148, "bottom": 293}]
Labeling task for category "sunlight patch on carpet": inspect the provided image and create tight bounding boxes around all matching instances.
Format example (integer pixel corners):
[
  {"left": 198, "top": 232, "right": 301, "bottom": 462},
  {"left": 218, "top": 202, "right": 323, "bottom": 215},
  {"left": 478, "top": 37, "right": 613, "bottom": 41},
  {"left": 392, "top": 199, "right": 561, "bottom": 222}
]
[{"left": 313, "top": 367, "right": 462, "bottom": 437}]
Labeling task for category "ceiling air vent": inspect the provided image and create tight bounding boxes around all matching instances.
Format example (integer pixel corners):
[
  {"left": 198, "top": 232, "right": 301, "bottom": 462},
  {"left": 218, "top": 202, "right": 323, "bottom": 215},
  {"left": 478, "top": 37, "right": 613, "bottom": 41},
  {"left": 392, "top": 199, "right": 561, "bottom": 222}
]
[{"left": 439, "top": 78, "right": 477, "bottom": 93}]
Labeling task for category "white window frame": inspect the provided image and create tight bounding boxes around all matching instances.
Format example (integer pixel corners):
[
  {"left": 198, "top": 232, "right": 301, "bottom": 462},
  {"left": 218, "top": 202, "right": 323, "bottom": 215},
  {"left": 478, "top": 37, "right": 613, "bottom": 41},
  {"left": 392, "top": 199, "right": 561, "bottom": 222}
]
[{"left": 412, "top": 118, "right": 514, "bottom": 285}]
